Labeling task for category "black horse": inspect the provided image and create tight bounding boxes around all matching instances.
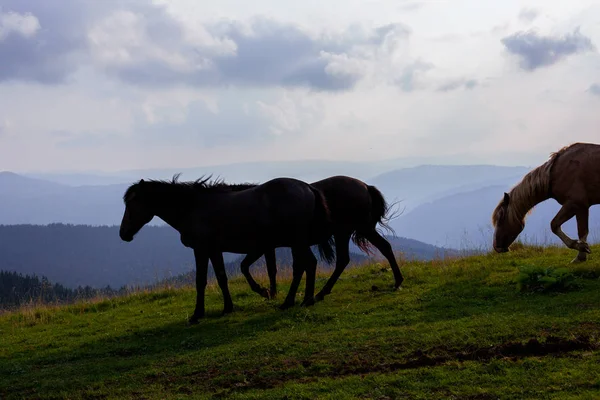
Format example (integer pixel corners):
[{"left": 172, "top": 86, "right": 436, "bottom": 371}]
[
  {"left": 231, "top": 175, "right": 404, "bottom": 300},
  {"left": 119, "top": 175, "right": 335, "bottom": 324}
]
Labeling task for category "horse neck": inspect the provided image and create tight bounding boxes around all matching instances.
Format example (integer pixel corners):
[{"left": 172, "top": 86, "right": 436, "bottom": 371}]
[
  {"left": 154, "top": 209, "right": 185, "bottom": 232},
  {"left": 508, "top": 180, "right": 550, "bottom": 223},
  {"left": 151, "top": 195, "right": 196, "bottom": 233}
]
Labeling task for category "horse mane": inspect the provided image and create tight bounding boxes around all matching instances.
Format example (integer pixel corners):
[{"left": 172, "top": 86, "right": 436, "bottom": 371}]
[
  {"left": 123, "top": 173, "right": 259, "bottom": 203},
  {"left": 491, "top": 144, "right": 570, "bottom": 227}
]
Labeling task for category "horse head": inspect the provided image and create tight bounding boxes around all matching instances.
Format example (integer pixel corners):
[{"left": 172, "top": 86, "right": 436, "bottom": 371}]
[{"left": 120, "top": 179, "right": 154, "bottom": 242}]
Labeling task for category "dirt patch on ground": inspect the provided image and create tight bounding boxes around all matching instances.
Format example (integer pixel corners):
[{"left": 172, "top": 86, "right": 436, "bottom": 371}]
[
  {"left": 403, "top": 335, "right": 594, "bottom": 367},
  {"left": 164, "top": 335, "right": 599, "bottom": 397}
]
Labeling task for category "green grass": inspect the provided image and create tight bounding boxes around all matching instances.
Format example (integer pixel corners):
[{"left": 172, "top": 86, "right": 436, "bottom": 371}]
[{"left": 1, "top": 245, "right": 600, "bottom": 399}]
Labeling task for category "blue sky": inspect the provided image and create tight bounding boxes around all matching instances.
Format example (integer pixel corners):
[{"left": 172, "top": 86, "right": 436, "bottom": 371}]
[{"left": 0, "top": 0, "right": 599, "bottom": 172}]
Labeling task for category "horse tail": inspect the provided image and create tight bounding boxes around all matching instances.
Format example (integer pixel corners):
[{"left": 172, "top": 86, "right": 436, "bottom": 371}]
[
  {"left": 351, "top": 185, "right": 397, "bottom": 255},
  {"left": 309, "top": 186, "right": 336, "bottom": 265}
]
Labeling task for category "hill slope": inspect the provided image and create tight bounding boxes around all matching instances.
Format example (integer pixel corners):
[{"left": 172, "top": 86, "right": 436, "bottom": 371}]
[{"left": 1, "top": 245, "right": 599, "bottom": 399}]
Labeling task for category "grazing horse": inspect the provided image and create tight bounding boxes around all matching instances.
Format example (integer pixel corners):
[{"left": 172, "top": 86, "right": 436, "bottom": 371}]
[
  {"left": 492, "top": 142, "right": 600, "bottom": 263},
  {"left": 234, "top": 175, "right": 404, "bottom": 300},
  {"left": 119, "top": 175, "right": 335, "bottom": 324}
]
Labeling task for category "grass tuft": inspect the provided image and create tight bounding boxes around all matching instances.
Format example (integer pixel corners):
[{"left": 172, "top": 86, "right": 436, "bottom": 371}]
[{"left": 515, "top": 265, "right": 580, "bottom": 293}]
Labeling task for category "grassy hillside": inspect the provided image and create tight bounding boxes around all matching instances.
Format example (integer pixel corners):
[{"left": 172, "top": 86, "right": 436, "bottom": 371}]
[{"left": 1, "top": 245, "right": 599, "bottom": 399}]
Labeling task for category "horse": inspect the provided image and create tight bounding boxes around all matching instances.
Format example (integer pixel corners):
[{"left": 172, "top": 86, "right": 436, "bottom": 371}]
[
  {"left": 119, "top": 175, "right": 336, "bottom": 324},
  {"left": 492, "top": 142, "right": 600, "bottom": 263},
  {"left": 231, "top": 175, "right": 404, "bottom": 301}
]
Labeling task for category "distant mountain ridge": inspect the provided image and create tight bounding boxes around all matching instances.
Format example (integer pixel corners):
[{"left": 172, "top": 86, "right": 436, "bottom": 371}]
[
  {"left": 21, "top": 156, "right": 539, "bottom": 186},
  {"left": 0, "top": 171, "right": 130, "bottom": 225},
  {"left": 391, "top": 184, "right": 600, "bottom": 250},
  {"left": 369, "top": 164, "right": 531, "bottom": 212},
  {"left": 1, "top": 164, "right": 532, "bottom": 227},
  {"left": 5, "top": 163, "right": 589, "bottom": 287},
  {"left": 13, "top": 163, "right": 592, "bottom": 257},
  {"left": 0, "top": 224, "right": 455, "bottom": 289}
]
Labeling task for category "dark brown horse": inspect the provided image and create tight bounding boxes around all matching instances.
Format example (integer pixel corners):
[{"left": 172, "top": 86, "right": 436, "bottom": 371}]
[
  {"left": 235, "top": 175, "right": 404, "bottom": 300},
  {"left": 492, "top": 142, "right": 600, "bottom": 263},
  {"left": 119, "top": 175, "right": 335, "bottom": 324}
]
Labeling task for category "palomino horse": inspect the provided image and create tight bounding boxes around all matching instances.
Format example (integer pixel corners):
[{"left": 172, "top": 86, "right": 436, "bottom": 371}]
[
  {"left": 492, "top": 142, "right": 599, "bottom": 263},
  {"left": 119, "top": 175, "right": 335, "bottom": 324},
  {"left": 234, "top": 175, "right": 404, "bottom": 300}
]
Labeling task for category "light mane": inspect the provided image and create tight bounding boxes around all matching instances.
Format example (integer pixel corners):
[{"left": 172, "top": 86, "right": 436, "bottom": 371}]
[{"left": 492, "top": 145, "right": 570, "bottom": 227}]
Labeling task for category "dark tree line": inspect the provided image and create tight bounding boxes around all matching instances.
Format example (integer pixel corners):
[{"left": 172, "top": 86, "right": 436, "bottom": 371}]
[{"left": 0, "top": 270, "right": 128, "bottom": 309}]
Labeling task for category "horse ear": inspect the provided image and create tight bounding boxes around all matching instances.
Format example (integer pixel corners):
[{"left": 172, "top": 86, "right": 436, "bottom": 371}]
[
  {"left": 139, "top": 179, "right": 145, "bottom": 184},
  {"left": 503, "top": 192, "right": 510, "bottom": 206}
]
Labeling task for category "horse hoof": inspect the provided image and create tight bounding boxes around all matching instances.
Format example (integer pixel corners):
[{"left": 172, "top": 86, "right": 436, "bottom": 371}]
[
  {"left": 575, "top": 241, "right": 592, "bottom": 254},
  {"left": 259, "top": 288, "right": 271, "bottom": 299},
  {"left": 314, "top": 292, "right": 325, "bottom": 302},
  {"left": 279, "top": 302, "right": 294, "bottom": 311},
  {"left": 188, "top": 316, "right": 202, "bottom": 325}
]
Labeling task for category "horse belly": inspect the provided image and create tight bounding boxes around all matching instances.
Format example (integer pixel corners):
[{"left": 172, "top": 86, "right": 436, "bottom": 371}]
[{"left": 207, "top": 211, "right": 275, "bottom": 254}]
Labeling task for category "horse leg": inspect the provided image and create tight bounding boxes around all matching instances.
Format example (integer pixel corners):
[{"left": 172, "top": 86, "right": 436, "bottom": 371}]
[
  {"left": 264, "top": 248, "right": 278, "bottom": 299},
  {"left": 572, "top": 208, "right": 592, "bottom": 263},
  {"left": 279, "top": 247, "right": 305, "bottom": 310},
  {"left": 189, "top": 248, "right": 209, "bottom": 325},
  {"left": 550, "top": 204, "right": 590, "bottom": 254},
  {"left": 315, "top": 232, "right": 351, "bottom": 302},
  {"left": 210, "top": 252, "right": 234, "bottom": 315},
  {"left": 240, "top": 252, "right": 270, "bottom": 299},
  {"left": 300, "top": 247, "right": 318, "bottom": 307},
  {"left": 364, "top": 229, "right": 404, "bottom": 289}
]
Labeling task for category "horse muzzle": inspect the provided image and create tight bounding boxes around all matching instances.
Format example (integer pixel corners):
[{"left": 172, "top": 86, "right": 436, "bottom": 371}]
[{"left": 119, "top": 230, "right": 134, "bottom": 242}]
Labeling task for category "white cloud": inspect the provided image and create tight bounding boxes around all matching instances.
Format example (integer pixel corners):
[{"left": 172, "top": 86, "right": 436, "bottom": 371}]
[
  {"left": 0, "top": 11, "right": 40, "bottom": 41},
  {"left": 140, "top": 88, "right": 213, "bottom": 125},
  {"left": 0, "top": 117, "right": 12, "bottom": 137},
  {"left": 320, "top": 51, "right": 369, "bottom": 81},
  {"left": 256, "top": 90, "right": 324, "bottom": 136},
  {"left": 88, "top": 10, "right": 213, "bottom": 74}
]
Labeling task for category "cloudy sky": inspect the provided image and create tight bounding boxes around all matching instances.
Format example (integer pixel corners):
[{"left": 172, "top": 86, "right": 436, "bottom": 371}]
[{"left": 0, "top": 0, "right": 599, "bottom": 173}]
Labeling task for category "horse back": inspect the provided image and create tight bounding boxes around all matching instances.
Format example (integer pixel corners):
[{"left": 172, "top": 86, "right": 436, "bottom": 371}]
[
  {"left": 311, "top": 175, "right": 373, "bottom": 228},
  {"left": 259, "top": 177, "right": 321, "bottom": 220},
  {"left": 550, "top": 143, "right": 600, "bottom": 205}
]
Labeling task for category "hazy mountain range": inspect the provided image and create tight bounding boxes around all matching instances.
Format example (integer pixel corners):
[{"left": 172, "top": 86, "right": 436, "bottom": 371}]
[
  {"left": 1, "top": 163, "right": 531, "bottom": 225},
  {"left": 21, "top": 156, "right": 534, "bottom": 187},
  {"left": 0, "top": 224, "right": 455, "bottom": 289},
  {"left": 2, "top": 160, "right": 598, "bottom": 258},
  {"left": 393, "top": 184, "right": 600, "bottom": 250}
]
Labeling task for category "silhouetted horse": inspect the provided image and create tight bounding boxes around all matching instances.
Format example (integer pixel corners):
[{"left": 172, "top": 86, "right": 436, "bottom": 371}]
[
  {"left": 119, "top": 175, "right": 335, "bottom": 324},
  {"left": 492, "top": 142, "right": 600, "bottom": 263},
  {"left": 232, "top": 175, "right": 404, "bottom": 300}
]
